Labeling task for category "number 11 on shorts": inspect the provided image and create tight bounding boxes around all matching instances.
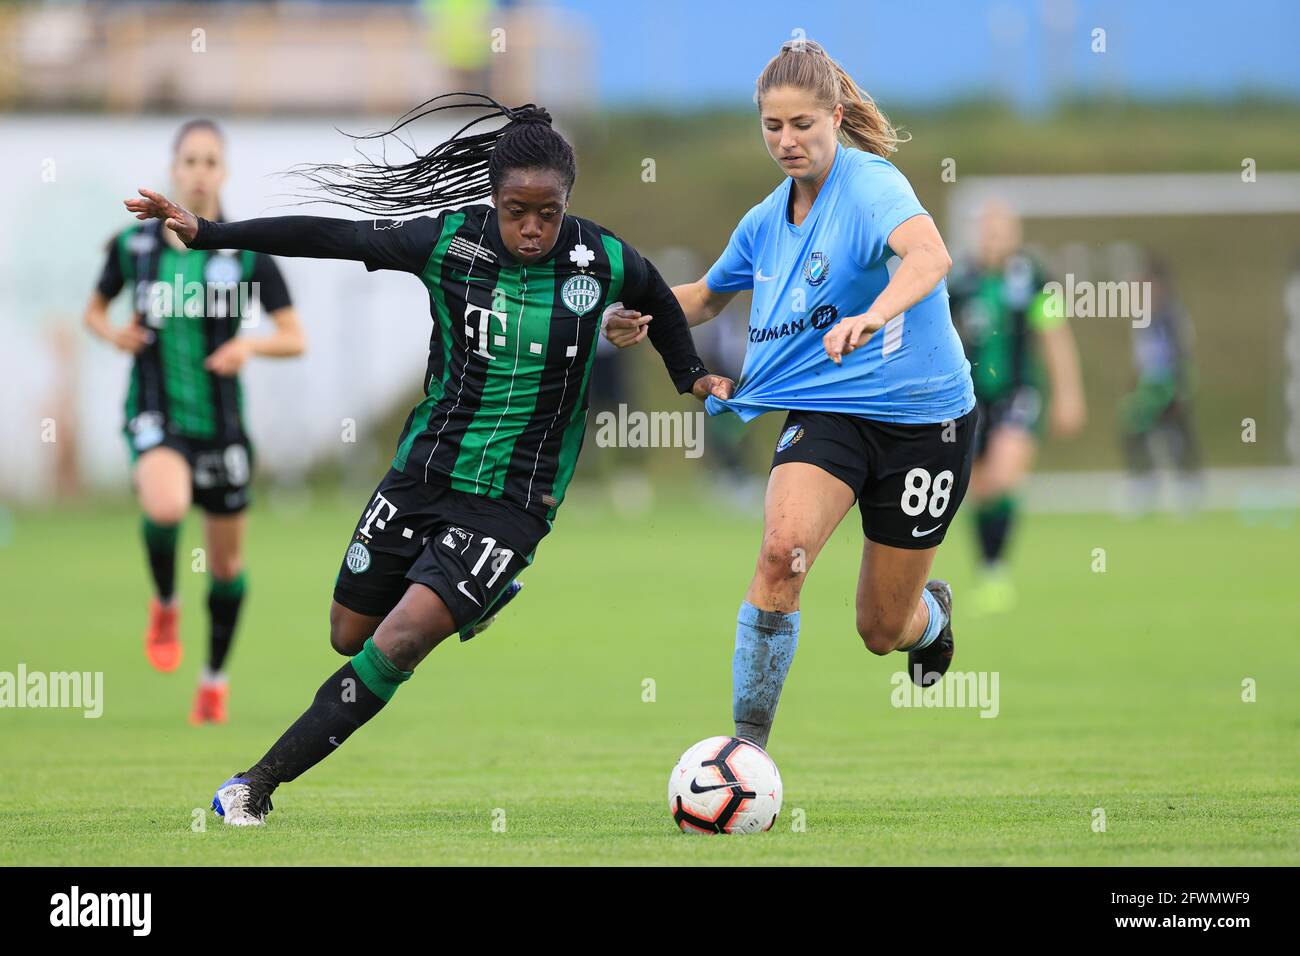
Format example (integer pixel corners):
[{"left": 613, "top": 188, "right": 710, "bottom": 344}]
[{"left": 471, "top": 536, "right": 514, "bottom": 589}]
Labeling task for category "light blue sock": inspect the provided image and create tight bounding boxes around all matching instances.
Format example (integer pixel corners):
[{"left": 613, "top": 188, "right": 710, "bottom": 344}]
[
  {"left": 910, "top": 587, "right": 948, "bottom": 652},
  {"left": 732, "top": 602, "right": 799, "bottom": 750}
]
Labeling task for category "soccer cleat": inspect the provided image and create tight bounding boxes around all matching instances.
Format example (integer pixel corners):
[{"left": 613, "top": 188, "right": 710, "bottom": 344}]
[
  {"left": 144, "top": 598, "right": 182, "bottom": 672},
  {"left": 188, "top": 679, "right": 229, "bottom": 725},
  {"left": 909, "top": 580, "right": 954, "bottom": 688},
  {"left": 461, "top": 580, "right": 523, "bottom": 641},
  {"left": 212, "top": 775, "right": 273, "bottom": 826}
]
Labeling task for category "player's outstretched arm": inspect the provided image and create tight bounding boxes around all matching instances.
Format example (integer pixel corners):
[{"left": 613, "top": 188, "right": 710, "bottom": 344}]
[
  {"left": 124, "top": 187, "right": 200, "bottom": 243},
  {"left": 123, "top": 187, "right": 380, "bottom": 264}
]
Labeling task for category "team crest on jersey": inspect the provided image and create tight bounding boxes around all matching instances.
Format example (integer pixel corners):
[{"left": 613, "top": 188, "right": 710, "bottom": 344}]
[
  {"left": 127, "top": 231, "right": 158, "bottom": 255},
  {"left": 561, "top": 274, "right": 602, "bottom": 316},
  {"left": 1004, "top": 255, "right": 1036, "bottom": 308},
  {"left": 345, "top": 542, "right": 371, "bottom": 574},
  {"left": 204, "top": 253, "right": 242, "bottom": 285},
  {"left": 776, "top": 424, "right": 804, "bottom": 453},
  {"left": 128, "top": 412, "right": 165, "bottom": 452},
  {"left": 803, "top": 251, "right": 829, "bottom": 286}
]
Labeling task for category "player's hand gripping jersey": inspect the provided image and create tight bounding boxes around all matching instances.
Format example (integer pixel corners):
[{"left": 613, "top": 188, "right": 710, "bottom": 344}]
[
  {"left": 190, "top": 207, "right": 707, "bottom": 521},
  {"left": 704, "top": 144, "right": 973, "bottom": 424}
]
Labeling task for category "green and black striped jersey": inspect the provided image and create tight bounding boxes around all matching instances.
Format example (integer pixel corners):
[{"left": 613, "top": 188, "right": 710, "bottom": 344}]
[
  {"left": 190, "top": 205, "right": 708, "bottom": 522},
  {"left": 947, "top": 253, "right": 1061, "bottom": 403},
  {"left": 97, "top": 219, "right": 292, "bottom": 450}
]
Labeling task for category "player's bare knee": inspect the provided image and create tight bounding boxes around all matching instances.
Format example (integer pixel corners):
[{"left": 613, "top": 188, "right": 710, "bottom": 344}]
[
  {"left": 328, "top": 605, "right": 365, "bottom": 656},
  {"left": 856, "top": 615, "right": 905, "bottom": 655},
  {"left": 328, "top": 622, "right": 362, "bottom": 657},
  {"left": 757, "top": 536, "right": 809, "bottom": 589},
  {"left": 145, "top": 501, "right": 187, "bottom": 527},
  {"left": 210, "top": 559, "right": 242, "bottom": 582},
  {"left": 373, "top": 608, "right": 451, "bottom": 671}
]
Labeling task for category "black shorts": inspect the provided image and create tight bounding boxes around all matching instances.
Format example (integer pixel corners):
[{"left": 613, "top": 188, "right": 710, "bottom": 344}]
[
  {"left": 769, "top": 408, "right": 978, "bottom": 549},
  {"left": 333, "top": 468, "right": 548, "bottom": 631},
  {"left": 973, "top": 387, "right": 1044, "bottom": 458},
  {"left": 127, "top": 428, "right": 254, "bottom": 516}
]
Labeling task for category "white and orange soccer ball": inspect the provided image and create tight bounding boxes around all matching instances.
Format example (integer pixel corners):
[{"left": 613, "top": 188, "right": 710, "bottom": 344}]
[{"left": 668, "top": 736, "right": 782, "bottom": 834}]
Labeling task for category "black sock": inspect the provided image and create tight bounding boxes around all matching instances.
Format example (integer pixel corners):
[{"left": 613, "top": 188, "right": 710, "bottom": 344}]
[
  {"left": 142, "top": 518, "right": 179, "bottom": 602},
  {"left": 207, "top": 573, "right": 246, "bottom": 673},
  {"left": 975, "top": 497, "right": 1015, "bottom": 566},
  {"left": 244, "top": 640, "right": 411, "bottom": 794}
]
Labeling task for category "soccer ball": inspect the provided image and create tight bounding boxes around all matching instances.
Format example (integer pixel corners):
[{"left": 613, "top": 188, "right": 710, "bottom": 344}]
[{"left": 668, "top": 736, "right": 782, "bottom": 834}]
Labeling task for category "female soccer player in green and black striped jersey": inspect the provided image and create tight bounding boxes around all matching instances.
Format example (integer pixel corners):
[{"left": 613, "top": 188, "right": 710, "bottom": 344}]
[
  {"left": 86, "top": 119, "right": 306, "bottom": 724},
  {"left": 124, "top": 94, "right": 731, "bottom": 825}
]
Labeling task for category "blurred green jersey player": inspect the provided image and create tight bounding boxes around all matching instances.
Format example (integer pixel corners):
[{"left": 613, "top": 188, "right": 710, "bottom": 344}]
[
  {"left": 1120, "top": 254, "right": 1202, "bottom": 514},
  {"left": 947, "top": 200, "right": 1086, "bottom": 614}
]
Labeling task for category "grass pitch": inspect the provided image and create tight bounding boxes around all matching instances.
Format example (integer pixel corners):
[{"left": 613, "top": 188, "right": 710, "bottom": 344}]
[{"left": 1, "top": 486, "right": 1296, "bottom": 865}]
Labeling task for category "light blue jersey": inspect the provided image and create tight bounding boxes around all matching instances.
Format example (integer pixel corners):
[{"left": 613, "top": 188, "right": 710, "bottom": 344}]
[{"left": 704, "top": 144, "right": 974, "bottom": 424}]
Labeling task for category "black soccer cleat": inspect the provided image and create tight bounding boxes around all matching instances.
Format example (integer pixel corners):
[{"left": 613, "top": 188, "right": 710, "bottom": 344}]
[{"left": 908, "top": 580, "right": 954, "bottom": 687}]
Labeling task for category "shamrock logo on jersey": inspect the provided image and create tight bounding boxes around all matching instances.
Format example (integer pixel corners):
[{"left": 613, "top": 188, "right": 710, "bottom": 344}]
[{"left": 569, "top": 243, "right": 595, "bottom": 269}]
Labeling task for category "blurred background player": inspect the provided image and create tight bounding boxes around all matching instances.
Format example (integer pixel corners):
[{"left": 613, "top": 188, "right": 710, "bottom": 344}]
[
  {"left": 1120, "top": 252, "right": 1203, "bottom": 515},
  {"left": 947, "top": 199, "right": 1086, "bottom": 614},
  {"left": 83, "top": 119, "right": 305, "bottom": 722}
]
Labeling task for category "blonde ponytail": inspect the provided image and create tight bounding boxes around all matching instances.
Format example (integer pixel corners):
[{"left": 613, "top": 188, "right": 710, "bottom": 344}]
[{"left": 755, "top": 39, "right": 909, "bottom": 157}]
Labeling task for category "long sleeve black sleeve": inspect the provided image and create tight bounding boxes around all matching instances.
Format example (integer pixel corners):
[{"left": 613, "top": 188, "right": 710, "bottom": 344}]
[
  {"left": 621, "top": 244, "right": 709, "bottom": 395},
  {"left": 192, "top": 216, "right": 361, "bottom": 259},
  {"left": 190, "top": 214, "right": 442, "bottom": 274}
]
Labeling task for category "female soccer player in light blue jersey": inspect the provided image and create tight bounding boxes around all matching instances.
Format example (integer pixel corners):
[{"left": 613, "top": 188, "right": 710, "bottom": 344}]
[{"left": 606, "top": 39, "right": 977, "bottom": 749}]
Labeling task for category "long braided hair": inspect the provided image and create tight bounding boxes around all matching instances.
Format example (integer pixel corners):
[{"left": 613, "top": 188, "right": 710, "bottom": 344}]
[{"left": 286, "top": 92, "right": 576, "bottom": 216}]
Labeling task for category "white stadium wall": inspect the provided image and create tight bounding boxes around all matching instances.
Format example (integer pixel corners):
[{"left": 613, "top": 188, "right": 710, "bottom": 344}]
[{"left": 0, "top": 114, "right": 466, "bottom": 502}]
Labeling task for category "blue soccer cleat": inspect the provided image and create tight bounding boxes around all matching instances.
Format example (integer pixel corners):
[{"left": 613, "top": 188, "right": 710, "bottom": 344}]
[{"left": 461, "top": 580, "right": 523, "bottom": 641}]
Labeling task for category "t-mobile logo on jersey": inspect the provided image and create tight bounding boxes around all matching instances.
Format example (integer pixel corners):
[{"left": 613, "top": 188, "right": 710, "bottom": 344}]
[
  {"left": 359, "top": 493, "right": 398, "bottom": 538},
  {"left": 464, "top": 304, "right": 509, "bottom": 361}
]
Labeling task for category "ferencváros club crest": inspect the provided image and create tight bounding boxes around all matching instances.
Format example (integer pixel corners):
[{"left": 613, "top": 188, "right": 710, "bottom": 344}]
[
  {"left": 345, "top": 541, "right": 371, "bottom": 574},
  {"left": 204, "top": 252, "right": 243, "bottom": 285},
  {"left": 803, "top": 251, "right": 829, "bottom": 286},
  {"left": 561, "top": 274, "right": 602, "bottom": 316}
]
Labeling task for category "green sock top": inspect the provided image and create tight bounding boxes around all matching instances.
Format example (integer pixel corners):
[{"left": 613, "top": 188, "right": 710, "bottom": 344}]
[
  {"left": 352, "top": 637, "right": 413, "bottom": 702},
  {"left": 142, "top": 518, "right": 179, "bottom": 548},
  {"left": 979, "top": 494, "right": 1016, "bottom": 518},
  {"left": 209, "top": 571, "right": 247, "bottom": 601}
]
